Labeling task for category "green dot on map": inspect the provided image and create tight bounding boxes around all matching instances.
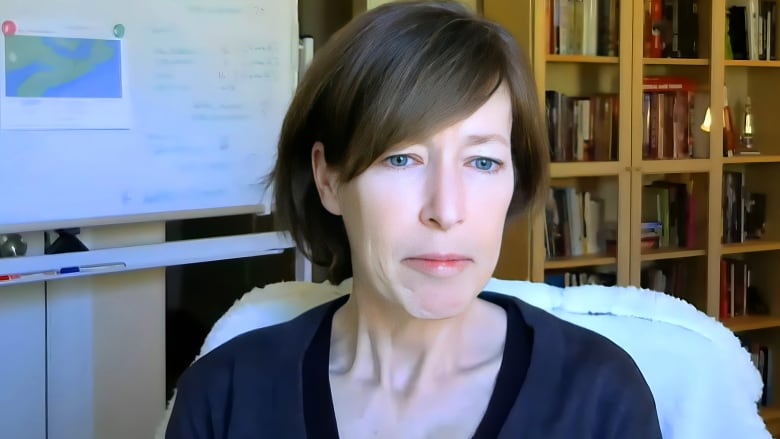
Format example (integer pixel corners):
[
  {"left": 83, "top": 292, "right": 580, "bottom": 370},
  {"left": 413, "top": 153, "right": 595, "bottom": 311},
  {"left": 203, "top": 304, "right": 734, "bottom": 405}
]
[{"left": 113, "top": 24, "right": 125, "bottom": 38}]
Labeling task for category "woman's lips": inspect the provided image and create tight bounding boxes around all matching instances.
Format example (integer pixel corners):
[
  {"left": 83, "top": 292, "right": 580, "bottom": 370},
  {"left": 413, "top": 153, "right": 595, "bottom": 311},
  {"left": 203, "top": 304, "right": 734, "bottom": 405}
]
[{"left": 402, "top": 254, "right": 472, "bottom": 277}]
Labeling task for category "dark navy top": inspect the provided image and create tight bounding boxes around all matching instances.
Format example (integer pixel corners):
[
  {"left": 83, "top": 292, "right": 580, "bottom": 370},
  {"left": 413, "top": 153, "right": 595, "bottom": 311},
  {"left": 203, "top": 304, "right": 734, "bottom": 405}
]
[
  {"left": 302, "top": 294, "right": 529, "bottom": 438},
  {"left": 165, "top": 292, "right": 663, "bottom": 438}
]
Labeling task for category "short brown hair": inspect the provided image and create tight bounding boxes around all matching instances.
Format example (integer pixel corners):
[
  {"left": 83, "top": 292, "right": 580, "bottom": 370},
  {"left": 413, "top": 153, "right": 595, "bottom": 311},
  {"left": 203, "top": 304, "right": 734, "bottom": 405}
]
[{"left": 269, "top": 0, "right": 549, "bottom": 284}]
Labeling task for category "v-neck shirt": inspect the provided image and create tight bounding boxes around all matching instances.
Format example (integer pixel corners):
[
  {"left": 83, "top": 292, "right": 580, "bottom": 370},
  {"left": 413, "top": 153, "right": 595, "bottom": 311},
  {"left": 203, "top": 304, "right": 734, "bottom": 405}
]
[
  {"left": 165, "top": 291, "right": 663, "bottom": 439},
  {"left": 302, "top": 296, "right": 530, "bottom": 438}
]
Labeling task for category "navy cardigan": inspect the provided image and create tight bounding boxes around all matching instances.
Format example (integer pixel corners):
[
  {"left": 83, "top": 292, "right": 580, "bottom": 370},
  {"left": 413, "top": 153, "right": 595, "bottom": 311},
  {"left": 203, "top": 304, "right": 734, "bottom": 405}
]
[{"left": 166, "top": 292, "right": 662, "bottom": 438}]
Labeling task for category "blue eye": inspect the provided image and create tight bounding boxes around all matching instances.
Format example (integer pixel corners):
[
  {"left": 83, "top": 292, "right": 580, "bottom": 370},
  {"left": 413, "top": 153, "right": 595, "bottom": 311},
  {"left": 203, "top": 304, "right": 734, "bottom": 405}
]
[
  {"left": 386, "top": 154, "right": 410, "bottom": 167},
  {"left": 472, "top": 158, "right": 499, "bottom": 172}
]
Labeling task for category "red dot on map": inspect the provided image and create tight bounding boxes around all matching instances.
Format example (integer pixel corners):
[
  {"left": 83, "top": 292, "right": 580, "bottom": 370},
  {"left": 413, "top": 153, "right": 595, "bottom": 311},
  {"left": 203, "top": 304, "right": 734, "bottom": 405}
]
[{"left": 2, "top": 21, "right": 16, "bottom": 36}]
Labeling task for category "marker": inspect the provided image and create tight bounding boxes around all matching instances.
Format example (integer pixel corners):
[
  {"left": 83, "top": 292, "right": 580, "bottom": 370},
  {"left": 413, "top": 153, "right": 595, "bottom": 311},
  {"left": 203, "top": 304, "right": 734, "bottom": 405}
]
[
  {"left": 0, "top": 263, "right": 126, "bottom": 283},
  {"left": 0, "top": 271, "right": 58, "bottom": 282},
  {"left": 58, "top": 263, "right": 126, "bottom": 274}
]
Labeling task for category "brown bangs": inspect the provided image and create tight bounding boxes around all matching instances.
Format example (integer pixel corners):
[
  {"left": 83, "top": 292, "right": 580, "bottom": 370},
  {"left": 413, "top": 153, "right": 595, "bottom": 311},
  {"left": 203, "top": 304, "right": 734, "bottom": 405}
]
[{"left": 316, "top": 10, "right": 510, "bottom": 182}]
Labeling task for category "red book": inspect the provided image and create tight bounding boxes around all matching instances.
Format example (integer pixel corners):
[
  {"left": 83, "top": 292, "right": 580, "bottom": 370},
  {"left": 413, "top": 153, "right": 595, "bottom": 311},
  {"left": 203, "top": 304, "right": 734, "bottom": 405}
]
[
  {"left": 643, "top": 76, "right": 698, "bottom": 92},
  {"left": 649, "top": 0, "right": 664, "bottom": 57},
  {"left": 720, "top": 259, "right": 729, "bottom": 320}
]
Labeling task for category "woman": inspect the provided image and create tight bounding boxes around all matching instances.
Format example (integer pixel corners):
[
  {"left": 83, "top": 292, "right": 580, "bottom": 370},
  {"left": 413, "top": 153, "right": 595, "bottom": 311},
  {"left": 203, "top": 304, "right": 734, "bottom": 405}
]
[{"left": 166, "top": 1, "right": 662, "bottom": 438}]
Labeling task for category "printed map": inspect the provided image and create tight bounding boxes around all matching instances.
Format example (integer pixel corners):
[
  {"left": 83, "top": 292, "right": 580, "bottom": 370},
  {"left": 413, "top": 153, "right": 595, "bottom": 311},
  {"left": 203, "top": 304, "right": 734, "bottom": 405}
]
[{"left": 4, "top": 35, "right": 122, "bottom": 98}]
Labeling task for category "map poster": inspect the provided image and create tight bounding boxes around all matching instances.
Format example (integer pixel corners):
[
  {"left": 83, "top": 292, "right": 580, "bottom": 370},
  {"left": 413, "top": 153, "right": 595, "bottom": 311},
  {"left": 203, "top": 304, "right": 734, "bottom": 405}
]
[{"left": 0, "top": 20, "right": 132, "bottom": 130}]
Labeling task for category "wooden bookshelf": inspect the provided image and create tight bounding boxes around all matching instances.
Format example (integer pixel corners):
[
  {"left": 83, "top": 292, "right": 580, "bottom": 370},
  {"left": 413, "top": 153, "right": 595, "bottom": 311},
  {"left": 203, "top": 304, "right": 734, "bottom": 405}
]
[
  {"left": 641, "top": 248, "right": 707, "bottom": 262},
  {"left": 485, "top": 0, "right": 780, "bottom": 428},
  {"left": 723, "top": 12, "right": 780, "bottom": 414},
  {"left": 723, "top": 154, "right": 780, "bottom": 164},
  {"left": 643, "top": 57, "right": 710, "bottom": 65},
  {"left": 639, "top": 159, "right": 713, "bottom": 173},
  {"left": 722, "top": 241, "right": 780, "bottom": 255},
  {"left": 724, "top": 315, "right": 780, "bottom": 333},
  {"left": 486, "top": 0, "right": 633, "bottom": 286},
  {"left": 549, "top": 161, "right": 623, "bottom": 178},
  {"left": 544, "top": 254, "right": 617, "bottom": 270},
  {"left": 761, "top": 406, "right": 780, "bottom": 422},
  {"left": 761, "top": 406, "right": 780, "bottom": 437},
  {"left": 547, "top": 54, "right": 620, "bottom": 64},
  {"left": 725, "top": 60, "right": 780, "bottom": 68}
]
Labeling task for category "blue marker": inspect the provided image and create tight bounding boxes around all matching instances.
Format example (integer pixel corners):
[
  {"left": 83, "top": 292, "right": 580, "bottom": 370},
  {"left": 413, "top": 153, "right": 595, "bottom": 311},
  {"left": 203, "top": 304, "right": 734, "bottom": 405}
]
[{"left": 58, "top": 263, "right": 126, "bottom": 275}]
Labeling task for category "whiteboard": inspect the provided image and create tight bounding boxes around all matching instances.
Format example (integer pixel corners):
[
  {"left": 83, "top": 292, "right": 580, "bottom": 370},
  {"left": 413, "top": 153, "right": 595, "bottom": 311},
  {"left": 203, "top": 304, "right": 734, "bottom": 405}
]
[{"left": 0, "top": 0, "right": 298, "bottom": 233}]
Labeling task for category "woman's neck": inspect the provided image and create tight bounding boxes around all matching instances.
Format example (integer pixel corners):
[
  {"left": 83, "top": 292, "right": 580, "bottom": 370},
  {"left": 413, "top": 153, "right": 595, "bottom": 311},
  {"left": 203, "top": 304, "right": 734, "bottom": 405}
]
[{"left": 329, "top": 284, "right": 506, "bottom": 397}]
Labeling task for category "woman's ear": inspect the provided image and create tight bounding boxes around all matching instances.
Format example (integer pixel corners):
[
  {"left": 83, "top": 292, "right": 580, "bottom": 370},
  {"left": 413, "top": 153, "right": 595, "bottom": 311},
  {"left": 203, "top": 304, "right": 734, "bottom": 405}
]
[{"left": 311, "top": 142, "right": 342, "bottom": 216}]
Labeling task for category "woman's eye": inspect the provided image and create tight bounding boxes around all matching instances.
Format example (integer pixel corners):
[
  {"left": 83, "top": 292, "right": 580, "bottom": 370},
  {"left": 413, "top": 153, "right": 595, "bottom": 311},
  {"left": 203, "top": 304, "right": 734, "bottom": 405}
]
[
  {"left": 386, "top": 154, "right": 410, "bottom": 167},
  {"left": 472, "top": 157, "right": 499, "bottom": 172}
]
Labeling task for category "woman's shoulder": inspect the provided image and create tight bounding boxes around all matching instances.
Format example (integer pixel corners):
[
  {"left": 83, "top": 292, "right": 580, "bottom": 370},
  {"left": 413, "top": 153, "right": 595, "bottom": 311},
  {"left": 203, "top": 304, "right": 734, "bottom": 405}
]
[
  {"left": 482, "top": 292, "right": 662, "bottom": 437},
  {"left": 482, "top": 291, "right": 635, "bottom": 361},
  {"left": 483, "top": 291, "right": 653, "bottom": 392},
  {"left": 176, "top": 296, "right": 343, "bottom": 389},
  {"left": 165, "top": 296, "right": 347, "bottom": 437}
]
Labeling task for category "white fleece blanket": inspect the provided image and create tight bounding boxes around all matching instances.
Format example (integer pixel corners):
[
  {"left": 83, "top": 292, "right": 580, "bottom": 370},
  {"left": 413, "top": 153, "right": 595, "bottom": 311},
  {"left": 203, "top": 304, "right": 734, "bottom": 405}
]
[{"left": 156, "top": 278, "right": 771, "bottom": 439}]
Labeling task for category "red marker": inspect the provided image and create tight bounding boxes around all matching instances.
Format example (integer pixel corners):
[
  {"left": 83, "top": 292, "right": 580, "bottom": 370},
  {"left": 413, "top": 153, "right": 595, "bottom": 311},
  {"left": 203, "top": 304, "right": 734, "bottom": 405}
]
[
  {"left": 2, "top": 20, "right": 16, "bottom": 36},
  {"left": 0, "top": 271, "right": 56, "bottom": 282}
]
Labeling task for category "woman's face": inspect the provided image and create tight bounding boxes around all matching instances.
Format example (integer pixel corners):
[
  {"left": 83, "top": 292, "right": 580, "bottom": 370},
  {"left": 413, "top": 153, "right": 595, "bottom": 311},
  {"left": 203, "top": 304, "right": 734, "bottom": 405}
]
[{"left": 313, "top": 84, "right": 515, "bottom": 319}]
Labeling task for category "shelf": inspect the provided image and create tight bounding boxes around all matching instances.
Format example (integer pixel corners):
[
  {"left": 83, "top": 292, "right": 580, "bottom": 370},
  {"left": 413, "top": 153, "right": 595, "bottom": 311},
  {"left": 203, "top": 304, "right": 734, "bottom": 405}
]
[
  {"left": 544, "top": 254, "right": 617, "bottom": 270},
  {"left": 723, "top": 315, "right": 780, "bottom": 332},
  {"left": 641, "top": 248, "right": 706, "bottom": 262},
  {"left": 723, "top": 155, "right": 780, "bottom": 164},
  {"left": 550, "top": 161, "right": 623, "bottom": 178},
  {"left": 643, "top": 58, "right": 709, "bottom": 66},
  {"left": 725, "top": 60, "right": 780, "bottom": 68},
  {"left": 547, "top": 54, "right": 619, "bottom": 64},
  {"left": 722, "top": 241, "right": 780, "bottom": 255},
  {"left": 639, "top": 159, "right": 712, "bottom": 174},
  {"left": 760, "top": 406, "right": 780, "bottom": 422}
]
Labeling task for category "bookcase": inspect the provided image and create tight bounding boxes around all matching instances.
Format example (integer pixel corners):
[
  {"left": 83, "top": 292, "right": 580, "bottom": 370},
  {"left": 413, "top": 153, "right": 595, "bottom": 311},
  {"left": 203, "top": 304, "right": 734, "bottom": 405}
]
[{"left": 485, "top": 0, "right": 780, "bottom": 433}]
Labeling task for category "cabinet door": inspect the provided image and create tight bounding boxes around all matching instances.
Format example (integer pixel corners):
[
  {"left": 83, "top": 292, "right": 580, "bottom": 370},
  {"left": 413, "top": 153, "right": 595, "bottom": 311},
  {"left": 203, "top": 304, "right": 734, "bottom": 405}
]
[{"left": 0, "top": 283, "right": 46, "bottom": 439}]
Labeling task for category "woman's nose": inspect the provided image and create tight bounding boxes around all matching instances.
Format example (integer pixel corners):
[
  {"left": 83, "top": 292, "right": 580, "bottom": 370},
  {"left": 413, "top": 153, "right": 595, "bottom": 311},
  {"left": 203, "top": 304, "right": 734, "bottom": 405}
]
[{"left": 419, "top": 165, "right": 465, "bottom": 231}]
